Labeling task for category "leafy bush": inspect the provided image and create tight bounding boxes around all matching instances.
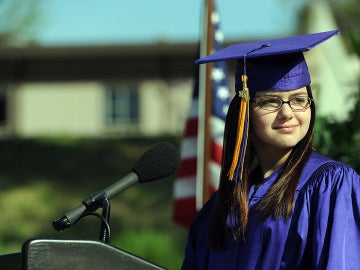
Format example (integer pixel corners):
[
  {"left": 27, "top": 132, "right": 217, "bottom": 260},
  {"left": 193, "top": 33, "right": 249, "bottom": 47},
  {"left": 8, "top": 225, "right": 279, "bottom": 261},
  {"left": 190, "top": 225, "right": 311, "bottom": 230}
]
[{"left": 313, "top": 87, "right": 360, "bottom": 172}]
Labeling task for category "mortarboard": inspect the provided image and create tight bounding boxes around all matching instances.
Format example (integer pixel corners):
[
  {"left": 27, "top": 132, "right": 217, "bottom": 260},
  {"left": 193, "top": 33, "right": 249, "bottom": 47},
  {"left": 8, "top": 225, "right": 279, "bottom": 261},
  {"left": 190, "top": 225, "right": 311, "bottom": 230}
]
[
  {"left": 196, "top": 30, "right": 340, "bottom": 92},
  {"left": 195, "top": 30, "right": 340, "bottom": 182}
]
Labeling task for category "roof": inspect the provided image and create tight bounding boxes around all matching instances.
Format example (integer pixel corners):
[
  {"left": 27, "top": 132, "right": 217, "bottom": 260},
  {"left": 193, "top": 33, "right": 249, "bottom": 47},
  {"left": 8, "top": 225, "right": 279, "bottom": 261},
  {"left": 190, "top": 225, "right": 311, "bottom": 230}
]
[{"left": 0, "top": 42, "right": 200, "bottom": 82}]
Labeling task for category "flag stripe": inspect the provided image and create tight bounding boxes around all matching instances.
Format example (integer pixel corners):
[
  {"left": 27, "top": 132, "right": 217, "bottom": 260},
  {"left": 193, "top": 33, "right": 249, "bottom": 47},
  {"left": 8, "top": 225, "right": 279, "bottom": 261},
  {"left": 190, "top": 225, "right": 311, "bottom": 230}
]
[
  {"left": 211, "top": 140, "right": 223, "bottom": 165},
  {"left": 177, "top": 157, "right": 198, "bottom": 178},
  {"left": 179, "top": 137, "right": 197, "bottom": 159},
  {"left": 210, "top": 161, "right": 221, "bottom": 188},
  {"left": 173, "top": 0, "right": 230, "bottom": 227},
  {"left": 173, "top": 176, "right": 196, "bottom": 199},
  {"left": 183, "top": 118, "right": 198, "bottom": 137},
  {"left": 173, "top": 197, "right": 197, "bottom": 228}
]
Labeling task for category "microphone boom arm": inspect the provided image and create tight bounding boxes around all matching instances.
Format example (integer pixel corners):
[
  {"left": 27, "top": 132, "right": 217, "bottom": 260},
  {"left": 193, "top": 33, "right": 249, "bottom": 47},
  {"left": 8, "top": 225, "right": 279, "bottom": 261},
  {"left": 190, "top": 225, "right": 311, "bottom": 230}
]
[{"left": 51, "top": 142, "right": 180, "bottom": 241}]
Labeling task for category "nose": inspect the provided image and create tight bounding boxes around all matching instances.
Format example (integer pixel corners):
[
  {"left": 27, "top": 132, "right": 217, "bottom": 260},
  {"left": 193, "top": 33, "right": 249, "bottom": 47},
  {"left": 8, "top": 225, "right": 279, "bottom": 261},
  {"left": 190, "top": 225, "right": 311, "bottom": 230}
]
[{"left": 277, "top": 102, "right": 293, "bottom": 119}]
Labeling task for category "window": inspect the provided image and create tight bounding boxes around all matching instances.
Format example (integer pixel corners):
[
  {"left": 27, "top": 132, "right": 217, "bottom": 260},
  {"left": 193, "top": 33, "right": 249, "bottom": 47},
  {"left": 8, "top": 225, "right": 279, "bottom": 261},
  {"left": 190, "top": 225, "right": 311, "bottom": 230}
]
[
  {"left": 0, "top": 86, "right": 7, "bottom": 126},
  {"left": 105, "top": 83, "right": 139, "bottom": 126}
]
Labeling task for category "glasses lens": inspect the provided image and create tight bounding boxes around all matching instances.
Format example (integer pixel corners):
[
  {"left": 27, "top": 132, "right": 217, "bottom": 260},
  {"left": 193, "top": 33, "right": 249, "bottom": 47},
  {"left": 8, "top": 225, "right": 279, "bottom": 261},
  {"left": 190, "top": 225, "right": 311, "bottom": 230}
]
[
  {"left": 256, "top": 96, "right": 312, "bottom": 111},
  {"left": 258, "top": 97, "right": 282, "bottom": 111},
  {"left": 289, "top": 96, "right": 311, "bottom": 110}
]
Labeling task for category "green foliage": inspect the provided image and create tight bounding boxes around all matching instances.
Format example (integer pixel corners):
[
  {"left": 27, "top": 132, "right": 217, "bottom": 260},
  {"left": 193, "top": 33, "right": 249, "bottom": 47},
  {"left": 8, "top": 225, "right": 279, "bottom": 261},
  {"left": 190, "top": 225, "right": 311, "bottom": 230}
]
[
  {"left": 313, "top": 87, "right": 360, "bottom": 172},
  {"left": 0, "top": 0, "right": 43, "bottom": 46},
  {"left": 113, "top": 228, "right": 185, "bottom": 268},
  {"left": 0, "top": 136, "right": 187, "bottom": 270},
  {"left": 329, "top": 0, "right": 360, "bottom": 55}
]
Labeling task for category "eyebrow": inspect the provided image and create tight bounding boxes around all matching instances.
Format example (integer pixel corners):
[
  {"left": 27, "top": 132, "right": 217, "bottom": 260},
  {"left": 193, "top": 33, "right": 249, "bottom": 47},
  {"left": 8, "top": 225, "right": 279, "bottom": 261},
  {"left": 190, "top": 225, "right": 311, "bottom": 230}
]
[{"left": 255, "top": 91, "right": 308, "bottom": 98}]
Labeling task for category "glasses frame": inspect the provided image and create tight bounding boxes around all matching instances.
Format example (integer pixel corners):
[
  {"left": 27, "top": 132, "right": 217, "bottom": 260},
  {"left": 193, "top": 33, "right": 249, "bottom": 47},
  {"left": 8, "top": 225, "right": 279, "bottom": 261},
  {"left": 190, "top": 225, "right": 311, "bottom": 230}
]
[{"left": 252, "top": 96, "right": 313, "bottom": 112}]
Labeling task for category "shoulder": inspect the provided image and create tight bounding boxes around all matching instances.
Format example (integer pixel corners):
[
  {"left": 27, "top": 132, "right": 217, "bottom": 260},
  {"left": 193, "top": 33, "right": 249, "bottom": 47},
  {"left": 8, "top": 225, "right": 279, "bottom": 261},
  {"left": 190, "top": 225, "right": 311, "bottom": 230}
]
[
  {"left": 286, "top": 157, "right": 360, "bottom": 269},
  {"left": 299, "top": 152, "right": 360, "bottom": 195}
]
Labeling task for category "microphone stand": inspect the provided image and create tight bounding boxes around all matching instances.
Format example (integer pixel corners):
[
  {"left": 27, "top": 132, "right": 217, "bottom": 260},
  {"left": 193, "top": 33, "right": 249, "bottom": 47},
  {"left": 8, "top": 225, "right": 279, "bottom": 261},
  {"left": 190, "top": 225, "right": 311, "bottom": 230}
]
[
  {"left": 98, "top": 196, "right": 111, "bottom": 243},
  {"left": 74, "top": 192, "right": 112, "bottom": 244}
]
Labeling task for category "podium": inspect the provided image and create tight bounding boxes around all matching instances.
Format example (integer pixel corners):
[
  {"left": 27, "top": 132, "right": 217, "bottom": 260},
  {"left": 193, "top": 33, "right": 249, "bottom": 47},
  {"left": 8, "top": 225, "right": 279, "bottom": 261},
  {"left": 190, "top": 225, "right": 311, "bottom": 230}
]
[{"left": 0, "top": 238, "right": 165, "bottom": 270}]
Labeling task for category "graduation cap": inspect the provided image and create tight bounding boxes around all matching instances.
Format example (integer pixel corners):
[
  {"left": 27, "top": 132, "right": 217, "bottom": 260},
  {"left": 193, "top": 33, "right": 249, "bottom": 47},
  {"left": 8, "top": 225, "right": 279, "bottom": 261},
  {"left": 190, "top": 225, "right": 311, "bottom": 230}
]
[
  {"left": 195, "top": 30, "right": 340, "bottom": 182},
  {"left": 196, "top": 30, "right": 340, "bottom": 92}
]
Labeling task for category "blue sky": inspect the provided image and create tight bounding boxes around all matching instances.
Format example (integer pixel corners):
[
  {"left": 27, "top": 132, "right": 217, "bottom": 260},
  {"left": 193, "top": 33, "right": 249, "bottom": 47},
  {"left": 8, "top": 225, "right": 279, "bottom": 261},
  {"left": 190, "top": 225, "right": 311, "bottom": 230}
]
[{"left": 38, "top": 0, "right": 307, "bottom": 46}]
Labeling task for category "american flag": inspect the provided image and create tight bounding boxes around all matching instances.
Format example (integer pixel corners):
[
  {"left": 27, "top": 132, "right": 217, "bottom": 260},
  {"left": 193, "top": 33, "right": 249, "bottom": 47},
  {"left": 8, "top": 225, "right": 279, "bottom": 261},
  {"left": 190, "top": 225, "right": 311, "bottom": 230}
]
[{"left": 173, "top": 0, "right": 231, "bottom": 227}]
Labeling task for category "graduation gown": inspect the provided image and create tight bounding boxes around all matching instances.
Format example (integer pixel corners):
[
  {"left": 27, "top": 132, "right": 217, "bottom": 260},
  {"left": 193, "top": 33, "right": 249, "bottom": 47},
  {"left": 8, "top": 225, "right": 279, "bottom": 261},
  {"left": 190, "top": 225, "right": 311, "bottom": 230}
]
[{"left": 181, "top": 152, "right": 360, "bottom": 269}]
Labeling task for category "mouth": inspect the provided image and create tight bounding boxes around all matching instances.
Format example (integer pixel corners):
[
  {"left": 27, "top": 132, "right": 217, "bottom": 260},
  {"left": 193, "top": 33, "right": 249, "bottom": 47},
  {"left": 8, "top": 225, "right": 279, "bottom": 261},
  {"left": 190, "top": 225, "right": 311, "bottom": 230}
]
[{"left": 273, "top": 125, "right": 298, "bottom": 133}]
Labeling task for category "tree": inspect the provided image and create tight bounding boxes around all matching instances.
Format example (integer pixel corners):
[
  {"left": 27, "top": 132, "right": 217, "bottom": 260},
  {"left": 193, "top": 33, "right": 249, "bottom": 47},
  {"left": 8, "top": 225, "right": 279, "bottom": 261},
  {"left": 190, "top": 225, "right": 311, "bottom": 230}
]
[
  {"left": 314, "top": 87, "right": 360, "bottom": 172},
  {"left": 0, "top": 0, "right": 42, "bottom": 46},
  {"left": 329, "top": 0, "right": 360, "bottom": 55},
  {"left": 297, "top": 0, "right": 359, "bottom": 54},
  {"left": 311, "top": 0, "right": 360, "bottom": 172}
]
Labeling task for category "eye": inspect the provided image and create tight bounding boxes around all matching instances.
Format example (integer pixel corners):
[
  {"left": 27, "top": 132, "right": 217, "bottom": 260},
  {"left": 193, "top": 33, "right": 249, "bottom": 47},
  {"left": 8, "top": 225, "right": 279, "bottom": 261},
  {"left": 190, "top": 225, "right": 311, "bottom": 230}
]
[
  {"left": 260, "top": 97, "right": 280, "bottom": 105},
  {"left": 257, "top": 96, "right": 281, "bottom": 110},
  {"left": 292, "top": 96, "right": 308, "bottom": 104}
]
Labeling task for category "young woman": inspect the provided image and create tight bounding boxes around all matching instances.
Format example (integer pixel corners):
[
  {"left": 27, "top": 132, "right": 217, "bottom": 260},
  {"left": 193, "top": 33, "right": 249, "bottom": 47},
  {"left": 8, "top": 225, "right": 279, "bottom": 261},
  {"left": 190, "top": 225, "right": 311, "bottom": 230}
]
[{"left": 182, "top": 30, "right": 360, "bottom": 269}]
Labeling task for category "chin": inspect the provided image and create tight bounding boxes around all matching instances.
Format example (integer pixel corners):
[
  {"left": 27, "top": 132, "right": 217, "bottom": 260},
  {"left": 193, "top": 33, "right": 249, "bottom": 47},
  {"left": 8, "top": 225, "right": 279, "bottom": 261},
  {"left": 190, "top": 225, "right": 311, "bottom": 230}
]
[{"left": 272, "top": 139, "right": 301, "bottom": 149}]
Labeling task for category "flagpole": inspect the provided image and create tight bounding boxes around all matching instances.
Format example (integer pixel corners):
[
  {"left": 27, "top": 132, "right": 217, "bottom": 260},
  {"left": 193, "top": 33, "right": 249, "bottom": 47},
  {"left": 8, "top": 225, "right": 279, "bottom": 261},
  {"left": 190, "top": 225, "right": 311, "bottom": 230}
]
[{"left": 196, "top": 0, "right": 214, "bottom": 210}]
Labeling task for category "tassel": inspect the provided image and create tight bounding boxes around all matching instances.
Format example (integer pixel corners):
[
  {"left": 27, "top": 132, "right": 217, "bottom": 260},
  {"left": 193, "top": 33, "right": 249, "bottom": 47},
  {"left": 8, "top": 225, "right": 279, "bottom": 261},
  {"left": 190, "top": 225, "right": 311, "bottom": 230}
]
[{"left": 228, "top": 74, "right": 250, "bottom": 181}]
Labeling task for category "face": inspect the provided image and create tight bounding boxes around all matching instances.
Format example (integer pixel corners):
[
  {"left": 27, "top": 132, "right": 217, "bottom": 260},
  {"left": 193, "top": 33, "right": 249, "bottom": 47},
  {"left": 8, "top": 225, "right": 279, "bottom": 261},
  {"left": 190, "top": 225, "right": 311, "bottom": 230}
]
[{"left": 250, "top": 87, "right": 311, "bottom": 152}]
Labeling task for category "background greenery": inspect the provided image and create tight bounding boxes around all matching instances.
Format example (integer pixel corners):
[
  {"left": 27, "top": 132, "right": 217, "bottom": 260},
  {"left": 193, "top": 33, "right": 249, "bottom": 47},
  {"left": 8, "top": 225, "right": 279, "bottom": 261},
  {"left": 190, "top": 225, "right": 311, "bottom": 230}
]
[
  {"left": 0, "top": 136, "right": 188, "bottom": 269},
  {"left": 314, "top": 87, "right": 360, "bottom": 173}
]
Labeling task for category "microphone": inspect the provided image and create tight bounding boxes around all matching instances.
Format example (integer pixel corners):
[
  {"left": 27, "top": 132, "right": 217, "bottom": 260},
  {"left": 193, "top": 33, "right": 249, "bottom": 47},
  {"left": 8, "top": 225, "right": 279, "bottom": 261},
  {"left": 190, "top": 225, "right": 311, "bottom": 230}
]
[{"left": 52, "top": 142, "right": 180, "bottom": 231}]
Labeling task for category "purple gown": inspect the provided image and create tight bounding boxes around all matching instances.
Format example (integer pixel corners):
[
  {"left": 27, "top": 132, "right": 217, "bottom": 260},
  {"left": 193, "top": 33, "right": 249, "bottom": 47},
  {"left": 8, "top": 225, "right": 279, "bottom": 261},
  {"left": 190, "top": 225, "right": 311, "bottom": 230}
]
[{"left": 181, "top": 152, "right": 360, "bottom": 269}]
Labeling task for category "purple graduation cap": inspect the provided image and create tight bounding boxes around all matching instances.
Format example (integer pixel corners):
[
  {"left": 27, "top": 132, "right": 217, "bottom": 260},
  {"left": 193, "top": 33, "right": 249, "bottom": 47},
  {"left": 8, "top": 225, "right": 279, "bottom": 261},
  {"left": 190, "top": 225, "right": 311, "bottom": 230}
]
[
  {"left": 196, "top": 30, "right": 340, "bottom": 93},
  {"left": 195, "top": 30, "right": 340, "bottom": 182}
]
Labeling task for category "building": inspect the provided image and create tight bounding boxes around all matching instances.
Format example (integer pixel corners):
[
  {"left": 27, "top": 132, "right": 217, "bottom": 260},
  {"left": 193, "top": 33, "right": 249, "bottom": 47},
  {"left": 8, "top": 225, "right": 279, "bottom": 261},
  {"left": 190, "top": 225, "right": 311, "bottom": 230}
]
[
  {"left": 0, "top": 1, "right": 358, "bottom": 138},
  {"left": 0, "top": 43, "right": 197, "bottom": 137}
]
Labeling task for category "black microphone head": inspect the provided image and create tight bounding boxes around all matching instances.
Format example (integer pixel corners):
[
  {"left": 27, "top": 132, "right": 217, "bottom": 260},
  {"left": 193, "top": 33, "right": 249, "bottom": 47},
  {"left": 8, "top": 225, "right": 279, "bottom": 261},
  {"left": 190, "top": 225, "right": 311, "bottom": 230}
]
[{"left": 132, "top": 142, "right": 180, "bottom": 183}]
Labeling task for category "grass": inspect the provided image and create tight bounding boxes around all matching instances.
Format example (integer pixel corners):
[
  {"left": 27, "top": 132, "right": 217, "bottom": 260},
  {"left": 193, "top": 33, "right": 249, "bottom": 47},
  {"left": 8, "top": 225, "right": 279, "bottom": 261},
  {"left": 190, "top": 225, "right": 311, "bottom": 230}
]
[{"left": 0, "top": 136, "right": 188, "bottom": 269}]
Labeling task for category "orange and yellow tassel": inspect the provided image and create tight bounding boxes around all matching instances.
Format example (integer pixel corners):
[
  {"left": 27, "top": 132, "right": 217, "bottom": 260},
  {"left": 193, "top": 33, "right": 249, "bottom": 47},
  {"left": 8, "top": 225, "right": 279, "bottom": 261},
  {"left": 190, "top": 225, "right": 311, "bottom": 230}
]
[{"left": 228, "top": 74, "right": 250, "bottom": 181}]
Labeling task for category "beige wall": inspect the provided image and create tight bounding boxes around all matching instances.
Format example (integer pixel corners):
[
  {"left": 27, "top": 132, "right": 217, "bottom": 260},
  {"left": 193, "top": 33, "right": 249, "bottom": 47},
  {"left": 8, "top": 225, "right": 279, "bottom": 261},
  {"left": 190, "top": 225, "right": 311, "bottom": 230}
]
[
  {"left": 138, "top": 79, "right": 192, "bottom": 136},
  {"left": 8, "top": 79, "right": 193, "bottom": 138},
  {"left": 13, "top": 82, "right": 105, "bottom": 137}
]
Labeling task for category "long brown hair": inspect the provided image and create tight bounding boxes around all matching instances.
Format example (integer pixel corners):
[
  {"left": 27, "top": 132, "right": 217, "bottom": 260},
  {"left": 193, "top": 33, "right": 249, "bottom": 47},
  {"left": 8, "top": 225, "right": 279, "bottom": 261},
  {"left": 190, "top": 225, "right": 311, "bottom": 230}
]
[{"left": 208, "top": 86, "right": 315, "bottom": 250}]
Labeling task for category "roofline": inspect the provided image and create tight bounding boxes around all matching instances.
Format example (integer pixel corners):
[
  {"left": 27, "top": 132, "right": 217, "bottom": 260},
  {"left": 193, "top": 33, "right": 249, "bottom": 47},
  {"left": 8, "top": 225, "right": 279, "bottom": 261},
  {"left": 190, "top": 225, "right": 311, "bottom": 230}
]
[{"left": 0, "top": 41, "right": 240, "bottom": 82}]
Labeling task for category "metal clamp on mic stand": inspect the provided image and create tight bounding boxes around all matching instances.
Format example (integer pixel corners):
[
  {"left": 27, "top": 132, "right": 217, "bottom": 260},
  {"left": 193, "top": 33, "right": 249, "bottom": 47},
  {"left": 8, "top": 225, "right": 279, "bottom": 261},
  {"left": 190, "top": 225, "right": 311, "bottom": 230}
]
[
  {"left": 53, "top": 191, "right": 112, "bottom": 243},
  {"left": 97, "top": 196, "right": 111, "bottom": 243},
  {"left": 81, "top": 192, "right": 112, "bottom": 243}
]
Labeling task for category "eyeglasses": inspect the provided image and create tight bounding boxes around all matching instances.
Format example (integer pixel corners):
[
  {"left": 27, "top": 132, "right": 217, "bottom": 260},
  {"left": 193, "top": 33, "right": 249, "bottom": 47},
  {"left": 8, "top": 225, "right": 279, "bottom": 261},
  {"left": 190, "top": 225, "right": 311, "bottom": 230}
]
[{"left": 252, "top": 96, "right": 313, "bottom": 112}]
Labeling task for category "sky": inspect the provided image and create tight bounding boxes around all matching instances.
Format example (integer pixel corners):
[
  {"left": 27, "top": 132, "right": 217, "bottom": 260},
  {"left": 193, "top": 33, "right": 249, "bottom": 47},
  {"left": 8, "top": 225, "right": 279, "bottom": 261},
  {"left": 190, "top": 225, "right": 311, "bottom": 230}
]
[{"left": 37, "top": 0, "right": 307, "bottom": 46}]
